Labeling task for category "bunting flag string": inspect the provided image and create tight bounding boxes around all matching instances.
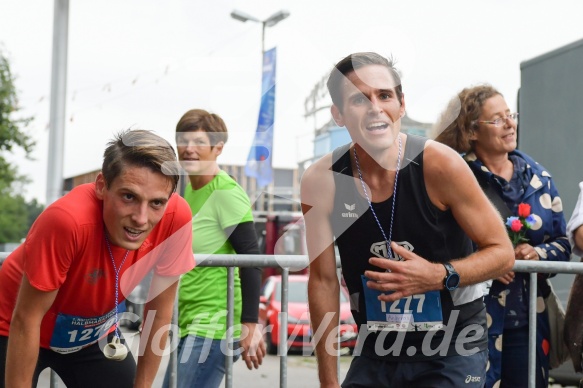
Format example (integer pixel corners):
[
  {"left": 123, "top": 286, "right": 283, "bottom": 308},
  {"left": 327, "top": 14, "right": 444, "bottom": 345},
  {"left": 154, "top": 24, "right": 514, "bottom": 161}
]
[{"left": 24, "top": 25, "right": 256, "bottom": 129}]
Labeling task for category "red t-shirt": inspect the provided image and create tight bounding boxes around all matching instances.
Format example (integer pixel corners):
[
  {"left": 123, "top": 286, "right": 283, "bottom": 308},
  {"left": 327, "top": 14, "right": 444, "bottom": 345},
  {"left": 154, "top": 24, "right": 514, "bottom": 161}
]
[{"left": 0, "top": 183, "right": 194, "bottom": 351}]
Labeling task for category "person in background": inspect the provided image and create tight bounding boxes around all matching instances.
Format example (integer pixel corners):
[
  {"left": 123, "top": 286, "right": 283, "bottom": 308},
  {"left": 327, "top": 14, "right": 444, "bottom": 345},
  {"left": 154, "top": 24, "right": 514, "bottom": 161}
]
[
  {"left": 565, "top": 183, "right": 583, "bottom": 380},
  {"left": 302, "top": 52, "right": 514, "bottom": 388},
  {"left": 0, "top": 129, "right": 194, "bottom": 388},
  {"left": 567, "top": 182, "right": 583, "bottom": 254},
  {"left": 435, "top": 84, "right": 571, "bottom": 387},
  {"left": 163, "top": 109, "right": 264, "bottom": 388}
]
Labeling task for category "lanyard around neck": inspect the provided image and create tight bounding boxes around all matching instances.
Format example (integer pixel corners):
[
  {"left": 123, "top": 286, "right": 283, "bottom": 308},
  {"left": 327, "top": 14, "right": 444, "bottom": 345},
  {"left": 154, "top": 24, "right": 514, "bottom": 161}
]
[{"left": 353, "top": 136, "right": 402, "bottom": 259}]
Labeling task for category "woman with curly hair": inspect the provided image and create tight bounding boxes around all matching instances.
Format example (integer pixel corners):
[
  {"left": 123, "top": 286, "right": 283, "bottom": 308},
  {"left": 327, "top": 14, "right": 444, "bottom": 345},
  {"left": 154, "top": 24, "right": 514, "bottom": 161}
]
[{"left": 435, "top": 85, "right": 571, "bottom": 387}]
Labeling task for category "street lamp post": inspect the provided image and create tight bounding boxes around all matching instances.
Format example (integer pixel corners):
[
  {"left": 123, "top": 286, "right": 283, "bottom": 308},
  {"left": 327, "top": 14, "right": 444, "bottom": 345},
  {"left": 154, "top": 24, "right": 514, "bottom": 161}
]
[
  {"left": 228, "top": 11, "right": 291, "bottom": 388},
  {"left": 230, "top": 8, "right": 290, "bottom": 211},
  {"left": 230, "top": 9, "right": 290, "bottom": 55}
]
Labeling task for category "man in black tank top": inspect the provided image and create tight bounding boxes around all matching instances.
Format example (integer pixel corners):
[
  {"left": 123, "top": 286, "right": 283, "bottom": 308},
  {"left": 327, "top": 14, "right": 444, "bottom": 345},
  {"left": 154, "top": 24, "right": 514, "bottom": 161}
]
[{"left": 301, "top": 52, "right": 514, "bottom": 388}]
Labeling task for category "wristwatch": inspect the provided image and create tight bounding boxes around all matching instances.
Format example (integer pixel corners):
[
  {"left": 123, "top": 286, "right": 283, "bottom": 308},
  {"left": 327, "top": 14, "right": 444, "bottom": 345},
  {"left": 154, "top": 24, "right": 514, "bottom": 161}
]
[{"left": 443, "top": 262, "right": 460, "bottom": 291}]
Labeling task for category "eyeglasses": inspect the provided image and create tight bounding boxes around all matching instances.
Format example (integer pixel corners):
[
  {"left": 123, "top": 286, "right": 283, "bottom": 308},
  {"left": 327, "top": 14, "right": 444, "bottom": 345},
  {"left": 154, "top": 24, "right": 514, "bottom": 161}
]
[{"left": 478, "top": 112, "right": 519, "bottom": 127}]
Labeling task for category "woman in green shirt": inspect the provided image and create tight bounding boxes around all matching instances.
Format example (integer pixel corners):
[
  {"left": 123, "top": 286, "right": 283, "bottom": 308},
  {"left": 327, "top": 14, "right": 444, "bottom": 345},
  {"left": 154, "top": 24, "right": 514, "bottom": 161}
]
[{"left": 163, "top": 109, "right": 265, "bottom": 388}]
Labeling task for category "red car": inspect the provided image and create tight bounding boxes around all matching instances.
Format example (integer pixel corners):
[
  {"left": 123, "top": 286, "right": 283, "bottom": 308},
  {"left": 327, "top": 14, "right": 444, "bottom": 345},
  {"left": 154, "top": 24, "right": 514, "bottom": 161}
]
[{"left": 259, "top": 274, "right": 357, "bottom": 355}]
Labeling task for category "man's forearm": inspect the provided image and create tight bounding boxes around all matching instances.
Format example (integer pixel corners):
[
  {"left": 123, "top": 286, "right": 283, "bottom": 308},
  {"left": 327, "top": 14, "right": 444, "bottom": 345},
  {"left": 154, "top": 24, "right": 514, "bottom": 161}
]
[
  {"left": 313, "top": 314, "right": 340, "bottom": 385},
  {"left": 135, "top": 276, "right": 178, "bottom": 387},
  {"left": 454, "top": 243, "right": 514, "bottom": 286},
  {"left": 5, "top": 279, "right": 58, "bottom": 387},
  {"left": 309, "top": 281, "right": 341, "bottom": 386},
  {"left": 6, "top": 319, "right": 41, "bottom": 387},
  {"left": 135, "top": 308, "right": 171, "bottom": 387}
]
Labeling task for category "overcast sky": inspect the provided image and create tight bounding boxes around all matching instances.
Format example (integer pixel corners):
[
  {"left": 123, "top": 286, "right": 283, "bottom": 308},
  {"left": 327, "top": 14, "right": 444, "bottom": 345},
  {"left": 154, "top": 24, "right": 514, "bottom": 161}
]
[{"left": 1, "top": 0, "right": 582, "bottom": 204}]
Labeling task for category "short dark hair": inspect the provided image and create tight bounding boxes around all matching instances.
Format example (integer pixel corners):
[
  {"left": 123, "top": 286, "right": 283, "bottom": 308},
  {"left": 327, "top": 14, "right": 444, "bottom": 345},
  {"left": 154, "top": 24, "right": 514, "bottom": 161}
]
[
  {"left": 327, "top": 52, "right": 403, "bottom": 111},
  {"left": 102, "top": 129, "right": 180, "bottom": 193},
  {"left": 175, "top": 109, "right": 228, "bottom": 147}
]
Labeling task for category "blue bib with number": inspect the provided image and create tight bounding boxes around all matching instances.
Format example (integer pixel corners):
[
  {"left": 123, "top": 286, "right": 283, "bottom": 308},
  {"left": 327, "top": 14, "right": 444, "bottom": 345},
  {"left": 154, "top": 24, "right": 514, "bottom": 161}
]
[
  {"left": 361, "top": 276, "right": 443, "bottom": 332},
  {"left": 49, "top": 301, "right": 125, "bottom": 354}
]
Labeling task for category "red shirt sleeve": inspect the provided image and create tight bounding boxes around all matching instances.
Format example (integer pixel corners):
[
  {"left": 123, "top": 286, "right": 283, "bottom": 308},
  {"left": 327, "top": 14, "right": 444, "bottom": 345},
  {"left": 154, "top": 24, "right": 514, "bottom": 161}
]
[{"left": 24, "top": 206, "right": 79, "bottom": 291}]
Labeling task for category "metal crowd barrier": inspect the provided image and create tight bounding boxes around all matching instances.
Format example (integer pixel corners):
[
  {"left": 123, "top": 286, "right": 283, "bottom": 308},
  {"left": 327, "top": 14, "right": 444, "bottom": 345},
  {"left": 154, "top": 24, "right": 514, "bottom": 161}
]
[
  {"left": 200, "top": 257, "right": 583, "bottom": 388},
  {"left": 513, "top": 260, "right": 583, "bottom": 388},
  {"left": 197, "top": 255, "right": 311, "bottom": 388},
  {"left": 2, "top": 252, "right": 583, "bottom": 388}
]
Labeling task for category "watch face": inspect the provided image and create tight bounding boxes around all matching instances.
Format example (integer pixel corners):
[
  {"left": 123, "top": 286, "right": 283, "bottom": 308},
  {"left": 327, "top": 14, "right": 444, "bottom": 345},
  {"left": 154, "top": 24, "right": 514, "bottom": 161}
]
[{"left": 446, "top": 273, "right": 460, "bottom": 289}]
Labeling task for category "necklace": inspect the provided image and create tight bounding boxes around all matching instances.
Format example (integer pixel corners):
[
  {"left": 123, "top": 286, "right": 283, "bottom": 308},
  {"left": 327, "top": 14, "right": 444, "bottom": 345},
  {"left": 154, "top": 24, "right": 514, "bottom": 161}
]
[
  {"left": 353, "top": 136, "right": 402, "bottom": 259},
  {"left": 104, "top": 234, "right": 130, "bottom": 361}
]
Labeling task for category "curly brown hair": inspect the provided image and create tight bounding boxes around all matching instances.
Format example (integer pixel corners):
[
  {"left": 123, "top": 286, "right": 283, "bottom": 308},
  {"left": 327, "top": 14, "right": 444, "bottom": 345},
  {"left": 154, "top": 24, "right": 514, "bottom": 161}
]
[{"left": 434, "top": 85, "right": 501, "bottom": 153}]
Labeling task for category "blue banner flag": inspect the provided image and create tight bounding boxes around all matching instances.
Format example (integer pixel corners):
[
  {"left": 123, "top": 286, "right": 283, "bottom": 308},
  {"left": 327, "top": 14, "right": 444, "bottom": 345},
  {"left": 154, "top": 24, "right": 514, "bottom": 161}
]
[{"left": 245, "top": 47, "right": 277, "bottom": 188}]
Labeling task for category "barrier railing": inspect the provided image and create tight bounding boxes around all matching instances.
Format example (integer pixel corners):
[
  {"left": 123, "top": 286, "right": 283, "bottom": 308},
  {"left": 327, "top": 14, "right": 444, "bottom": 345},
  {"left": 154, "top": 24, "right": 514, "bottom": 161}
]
[
  {"left": 196, "top": 255, "right": 313, "bottom": 388},
  {"left": 512, "top": 260, "right": 583, "bottom": 388},
  {"left": 2, "top": 252, "right": 582, "bottom": 388}
]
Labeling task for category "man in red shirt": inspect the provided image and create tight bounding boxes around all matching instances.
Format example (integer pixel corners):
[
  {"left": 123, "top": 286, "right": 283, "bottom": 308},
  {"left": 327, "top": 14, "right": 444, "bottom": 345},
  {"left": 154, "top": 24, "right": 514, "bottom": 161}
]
[{"left": 0, "top": 129, "right": 194, "bottom": 388}]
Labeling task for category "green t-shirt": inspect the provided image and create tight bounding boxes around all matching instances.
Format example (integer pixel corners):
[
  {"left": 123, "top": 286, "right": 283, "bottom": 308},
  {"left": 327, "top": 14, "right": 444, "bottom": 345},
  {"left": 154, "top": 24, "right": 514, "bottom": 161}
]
[{"left": 178, "top": 171, "right": 253, "bottom": 339}]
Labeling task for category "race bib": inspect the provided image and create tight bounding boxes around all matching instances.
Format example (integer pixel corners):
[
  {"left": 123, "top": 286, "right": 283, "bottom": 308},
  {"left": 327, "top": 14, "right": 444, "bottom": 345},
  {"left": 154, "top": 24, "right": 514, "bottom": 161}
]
[
  {"left": 361, "top": 276, "right": 444, "bottom": 332},
  {"left": 49, "top": 302, "right": 125, "bottom": 354}
]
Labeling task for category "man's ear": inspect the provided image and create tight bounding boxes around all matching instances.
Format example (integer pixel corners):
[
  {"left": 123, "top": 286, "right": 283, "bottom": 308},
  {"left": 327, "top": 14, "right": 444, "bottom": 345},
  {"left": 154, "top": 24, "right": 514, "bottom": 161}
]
[
  {"left": 399, "top": 93, "right": 406, "bottom": 118},
  {"left": 95, "top": 173, "right": 106, "bottom": 200},
  {"left": 331, "top": 105, "right": 344, "bottom": 127}
]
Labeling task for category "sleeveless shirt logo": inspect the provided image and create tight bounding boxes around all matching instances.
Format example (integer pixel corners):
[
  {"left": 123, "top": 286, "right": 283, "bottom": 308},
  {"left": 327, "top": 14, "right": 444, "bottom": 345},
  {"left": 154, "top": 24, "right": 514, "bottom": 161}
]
[
  {"left": 342, "top": 203, "right": 358, "bottom": 218},
  {"left": 370, "top": 240, "right": 413, "bottom": 260}
]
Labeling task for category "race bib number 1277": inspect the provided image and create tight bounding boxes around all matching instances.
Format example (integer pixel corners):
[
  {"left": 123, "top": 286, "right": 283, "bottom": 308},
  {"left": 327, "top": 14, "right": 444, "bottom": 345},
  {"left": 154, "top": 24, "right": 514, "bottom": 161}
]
[{"left": 361, "top": 276, "right": 444, "bottom": 332}]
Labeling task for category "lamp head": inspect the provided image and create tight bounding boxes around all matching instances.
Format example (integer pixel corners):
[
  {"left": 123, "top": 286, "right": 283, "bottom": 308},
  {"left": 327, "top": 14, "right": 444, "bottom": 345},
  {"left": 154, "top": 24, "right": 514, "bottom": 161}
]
[
  {"left": 265, "top": 10, "right": 290, "bottom": 27},
  {"left": 230, "top": 9, "right": 260, "bottom": 23}
]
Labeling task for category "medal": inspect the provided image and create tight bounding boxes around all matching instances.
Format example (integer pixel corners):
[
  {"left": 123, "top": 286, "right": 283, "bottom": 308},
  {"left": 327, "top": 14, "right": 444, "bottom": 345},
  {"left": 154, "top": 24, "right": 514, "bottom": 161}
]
[
  {"left": 104, "top": 233, "right": 130, "bottom": 361},
  {"left": 103, "top": 336, "right": 129, "bottom": 361}
]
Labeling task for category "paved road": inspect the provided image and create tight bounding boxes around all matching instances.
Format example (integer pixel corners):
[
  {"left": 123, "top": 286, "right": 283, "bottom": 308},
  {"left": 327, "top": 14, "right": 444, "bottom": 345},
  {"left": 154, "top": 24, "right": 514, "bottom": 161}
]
[{"left": 227, "top": 352, "right": 352, "bottom": 388}]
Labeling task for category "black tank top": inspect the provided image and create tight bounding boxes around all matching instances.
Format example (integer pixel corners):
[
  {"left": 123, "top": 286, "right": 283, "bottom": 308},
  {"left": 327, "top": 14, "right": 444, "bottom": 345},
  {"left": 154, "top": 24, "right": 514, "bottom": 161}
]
[{"left": 331, "top": 134, "right": 486, "bottom": 360}]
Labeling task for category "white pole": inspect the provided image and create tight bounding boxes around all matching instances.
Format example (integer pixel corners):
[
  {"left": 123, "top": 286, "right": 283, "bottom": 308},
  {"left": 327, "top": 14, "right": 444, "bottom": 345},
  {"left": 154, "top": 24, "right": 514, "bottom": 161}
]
[
  {"left": 47, "top": 1, "right": 69, "bottom": 384},
  {"left": 46, "top": 0, "right": 69, "bottom": 205}
]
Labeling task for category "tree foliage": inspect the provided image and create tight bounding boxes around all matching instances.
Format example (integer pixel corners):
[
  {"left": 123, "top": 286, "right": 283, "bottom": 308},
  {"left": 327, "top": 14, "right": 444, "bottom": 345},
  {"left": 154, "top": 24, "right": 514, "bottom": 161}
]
[
  {"left": 0, "top": 190, "right": 28, "bottom": 243},
  {"left": 0, "top": 51, "right": 34, "bottom": 189},
  {"left": 0, "top": 49, "right": 41, "bottom": 244}
]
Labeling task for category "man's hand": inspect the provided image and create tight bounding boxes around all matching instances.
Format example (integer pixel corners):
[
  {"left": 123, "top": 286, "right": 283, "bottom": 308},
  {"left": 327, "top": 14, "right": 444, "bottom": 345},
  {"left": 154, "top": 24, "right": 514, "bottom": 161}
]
[
  {"left": 239, "top": 322, "right": 266, "bottom": 370},
  {"left": 364, "top": 242, "right": 444, "bottom": 302}
]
